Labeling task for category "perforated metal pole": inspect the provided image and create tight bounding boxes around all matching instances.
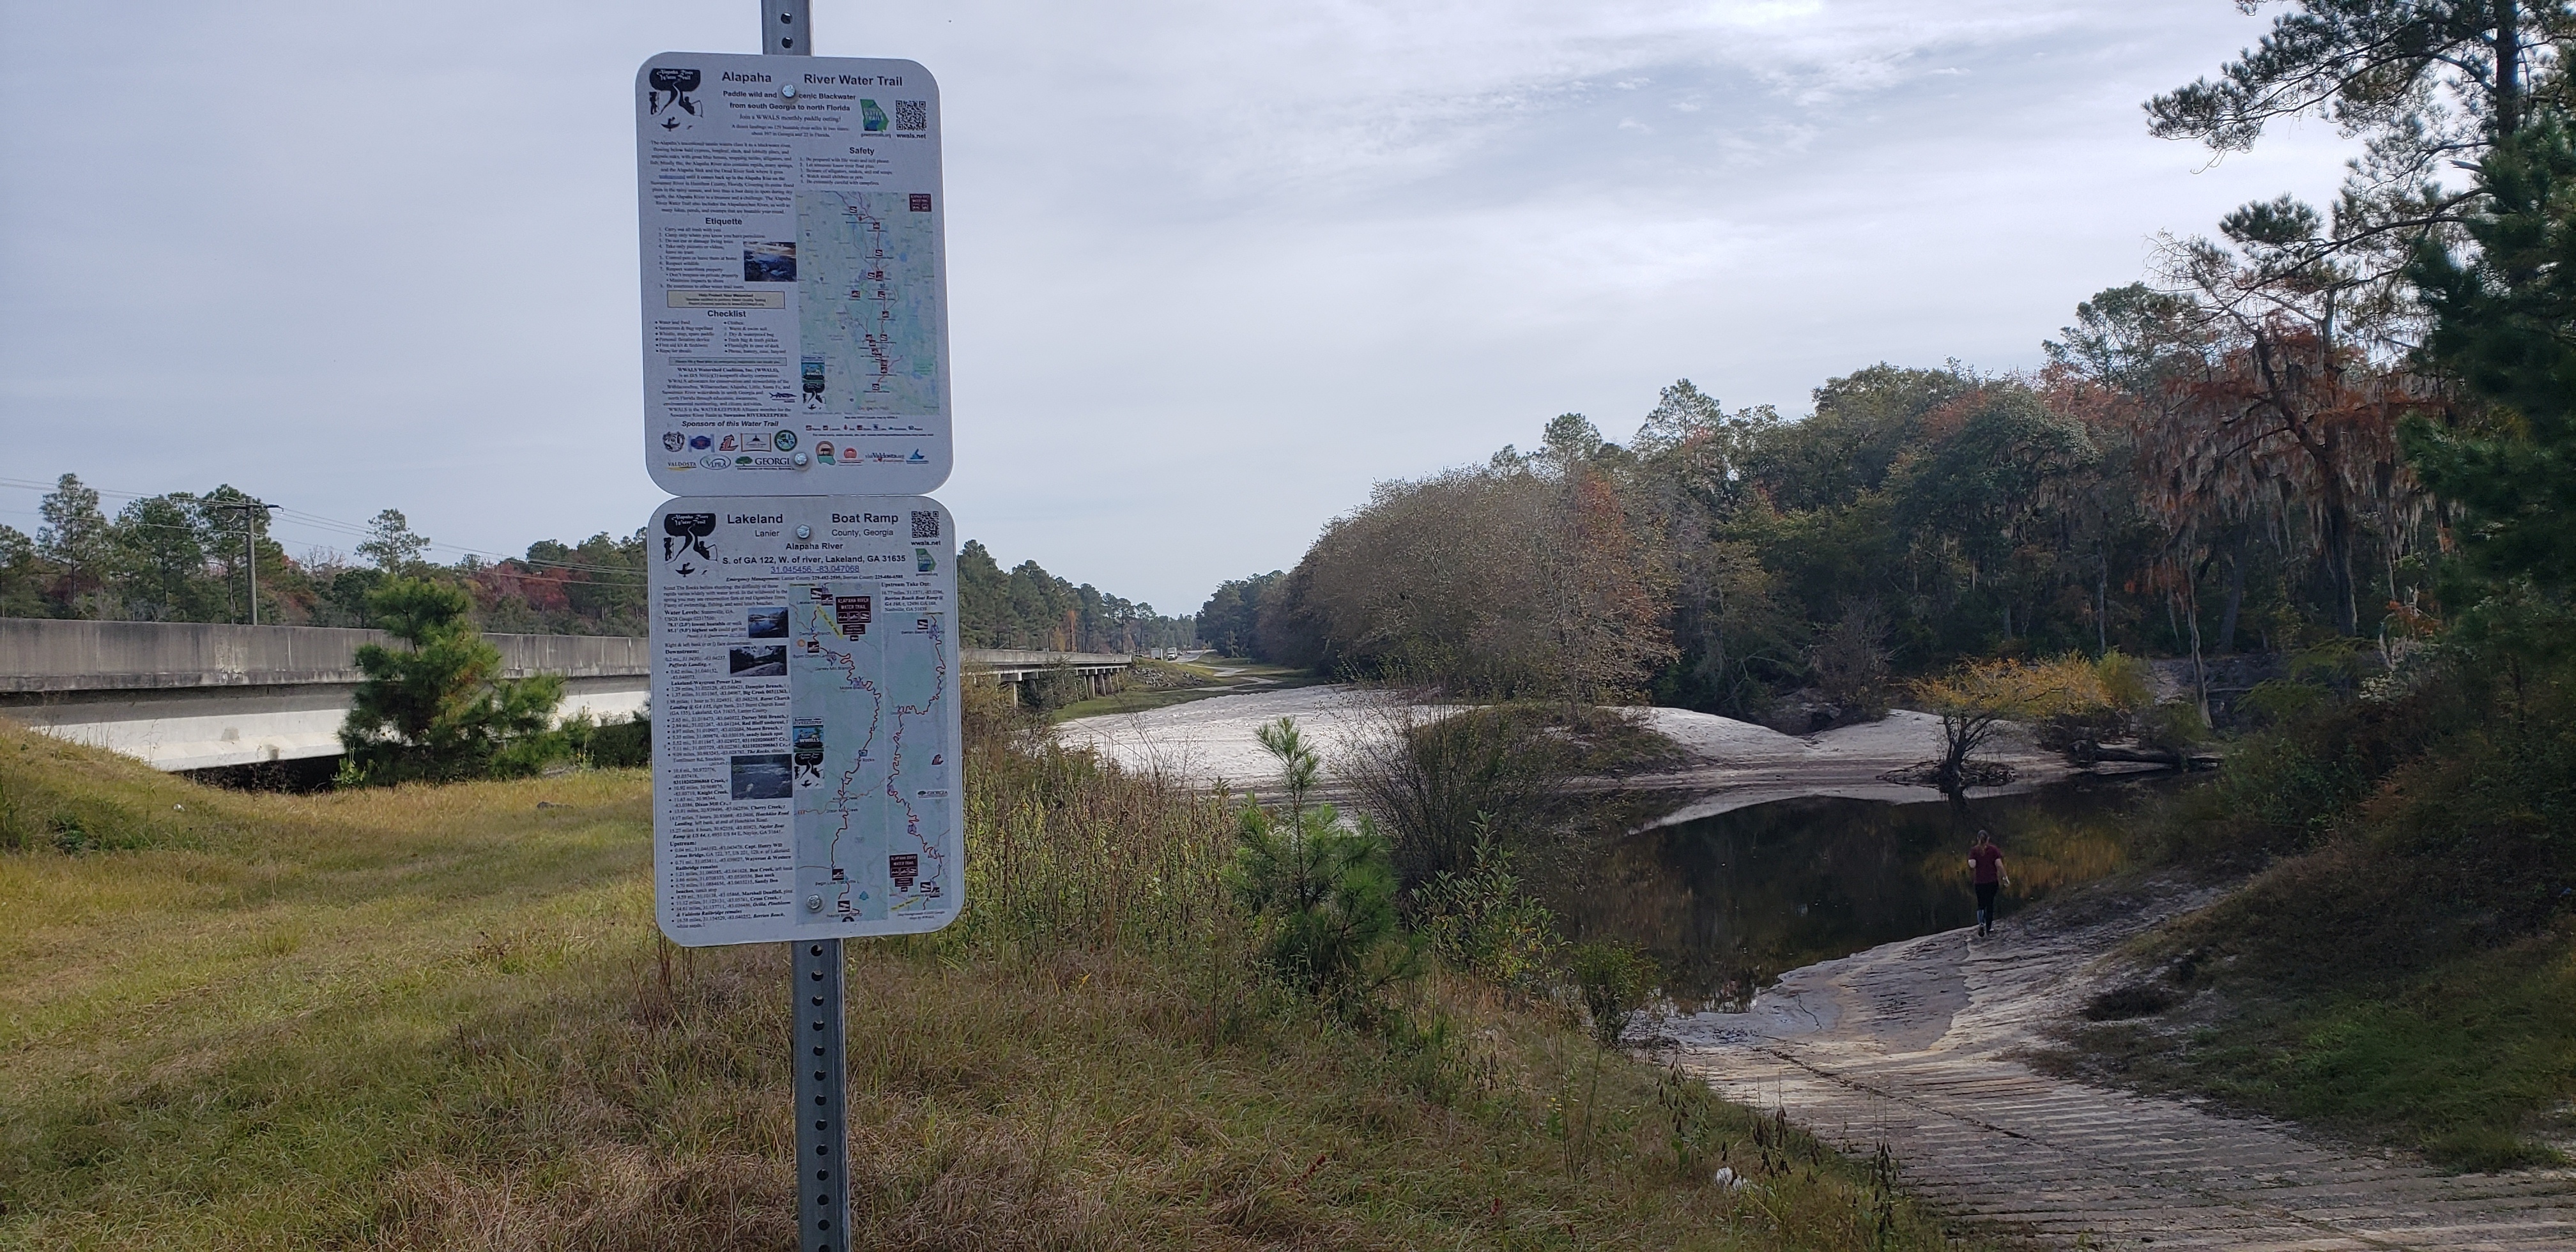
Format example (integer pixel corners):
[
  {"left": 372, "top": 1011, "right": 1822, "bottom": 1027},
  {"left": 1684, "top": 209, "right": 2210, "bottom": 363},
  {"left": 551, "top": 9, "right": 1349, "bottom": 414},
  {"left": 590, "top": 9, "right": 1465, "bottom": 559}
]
[
  {"left": 767, "top": 8, "right": 832, "bottom": 1244},
  {"left": 793, "top": 938, "right": 849, "bottom": 1251},
  {"left": 765, "top": 0, "right": 811, "bottom": 55}
]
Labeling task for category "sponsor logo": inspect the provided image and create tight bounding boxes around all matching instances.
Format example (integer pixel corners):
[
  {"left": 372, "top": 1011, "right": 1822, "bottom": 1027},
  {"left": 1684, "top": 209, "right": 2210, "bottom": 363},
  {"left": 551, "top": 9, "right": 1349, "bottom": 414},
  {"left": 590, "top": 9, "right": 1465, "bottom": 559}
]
[
  {"left": 908, "top": 449, "right": 928, "bottom": 463},
  {"left": 661, "top": 431, "right": 684, "bottom": 452},
  {"left": 745, "top": 432, "right": 770, "bottom": 452},
  {"left": 815, "top": 440, "right": 835, "bottom": 461},
  {"left": 664, "top": 461, "right": 693, "bottom": 471},
  {"left": 735, "top": 455, "right": 753, "bottom": 466},
  {"left": 699, "top": 454, "right": 732, "bottom": 470},
  {"left": 689, "top": 434, "right": 712, "bottom": 450},
  {"left": 719, "top": 434, "right": 738, "bottom": 451},
  {"left": 773, "top": 430, "right": 797, "bottom": 451}
]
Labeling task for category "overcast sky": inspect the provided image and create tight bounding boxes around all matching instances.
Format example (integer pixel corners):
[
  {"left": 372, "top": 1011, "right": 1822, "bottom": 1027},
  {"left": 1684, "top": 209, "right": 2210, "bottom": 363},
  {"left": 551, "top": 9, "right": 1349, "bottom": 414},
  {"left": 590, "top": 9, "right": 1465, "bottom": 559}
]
[{"left": 0, "top": 1, "right": 2356, "bottom": 615}]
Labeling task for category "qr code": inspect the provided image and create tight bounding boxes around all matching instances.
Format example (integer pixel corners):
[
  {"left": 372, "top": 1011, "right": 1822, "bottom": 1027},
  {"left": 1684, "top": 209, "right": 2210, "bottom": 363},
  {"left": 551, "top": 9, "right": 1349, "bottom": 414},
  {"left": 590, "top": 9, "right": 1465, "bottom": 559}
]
[
  {"left": 895, "top": 100, "right": 927, "bottom": 132},
  {"left": 910, "top": 510, "right": 941, "bottom": 539}
]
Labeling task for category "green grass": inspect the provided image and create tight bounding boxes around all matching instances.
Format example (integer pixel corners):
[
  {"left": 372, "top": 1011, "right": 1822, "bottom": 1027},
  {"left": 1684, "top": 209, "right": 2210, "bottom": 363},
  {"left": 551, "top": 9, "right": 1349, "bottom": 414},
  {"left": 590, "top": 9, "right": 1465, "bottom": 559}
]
[
  {"left": 0, "top": 721, "right": 1981, "bottom": 1249},
  {"left": 2041, "top": 717, "right": 2576, "bottom": 1171},
  {"left": 2053, "top": 927, "right": 2576, "bottom": 1172}
]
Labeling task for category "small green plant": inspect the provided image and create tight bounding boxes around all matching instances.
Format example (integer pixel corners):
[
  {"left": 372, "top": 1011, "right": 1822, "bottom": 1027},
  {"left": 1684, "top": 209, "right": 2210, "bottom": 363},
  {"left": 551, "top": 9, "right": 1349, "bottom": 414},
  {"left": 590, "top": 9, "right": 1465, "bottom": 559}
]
[
  {"left": 1652, "top": 1064, "right": 1727, "bottom": 1178},
  {"left": 2137, "top": 699, "right": 2211, "bottom": 754},
  {"left": 1568, "top": 940, "right": 1659, "bottom": 1048},
  {"left": 1226, "top": 718, "right": 1414, "bottom": 1008},
  {"left": 1413, "top": 824, "right": 1562, "bottom": 996},
  {"left": 2094, "top": 649, "right": 2154, "bottom": 711}
]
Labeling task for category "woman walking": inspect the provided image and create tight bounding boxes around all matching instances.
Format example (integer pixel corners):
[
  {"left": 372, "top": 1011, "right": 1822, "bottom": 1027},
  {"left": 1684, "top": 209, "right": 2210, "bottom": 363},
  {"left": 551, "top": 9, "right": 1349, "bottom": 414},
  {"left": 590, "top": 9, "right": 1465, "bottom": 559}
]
[{"left": 1969, "top": 831, "right": 2005, "bottom": 937}]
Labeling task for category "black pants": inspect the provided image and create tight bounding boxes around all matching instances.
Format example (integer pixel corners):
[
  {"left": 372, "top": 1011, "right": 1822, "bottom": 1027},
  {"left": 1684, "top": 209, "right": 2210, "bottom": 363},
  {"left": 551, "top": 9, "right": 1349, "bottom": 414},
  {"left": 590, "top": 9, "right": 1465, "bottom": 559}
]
[{"left": 1975, "top": 881, "right": 1998, "bottom": 916}]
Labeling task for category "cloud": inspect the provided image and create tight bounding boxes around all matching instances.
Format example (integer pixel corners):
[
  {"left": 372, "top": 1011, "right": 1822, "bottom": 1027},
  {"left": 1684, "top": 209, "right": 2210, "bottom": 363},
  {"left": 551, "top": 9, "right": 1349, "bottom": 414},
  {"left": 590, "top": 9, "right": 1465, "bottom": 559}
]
[{"left": 0, "top": 1, "right": 2356, "bottom": 613}]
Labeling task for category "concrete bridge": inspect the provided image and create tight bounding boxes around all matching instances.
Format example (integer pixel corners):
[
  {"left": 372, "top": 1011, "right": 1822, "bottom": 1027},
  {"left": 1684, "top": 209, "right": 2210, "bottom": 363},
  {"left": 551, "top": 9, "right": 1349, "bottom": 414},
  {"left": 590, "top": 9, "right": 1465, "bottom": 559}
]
[
  {"left": 962, "top": 648, "right": 1138, "bottom": 693},
  {"left": 0, "top": 618, "right": 1135, "bottom": 773}
]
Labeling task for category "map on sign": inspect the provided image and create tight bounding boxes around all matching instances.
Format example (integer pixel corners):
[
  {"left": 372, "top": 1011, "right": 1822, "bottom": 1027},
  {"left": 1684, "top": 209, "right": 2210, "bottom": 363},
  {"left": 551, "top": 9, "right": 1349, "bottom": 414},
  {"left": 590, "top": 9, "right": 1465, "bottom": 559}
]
[
  {"left": 648, "top": 494, "right": 962, "bottom": 947},
  {"left": 790, "top": 586, "right": 954, "bottom": 924},
  {"left": 797, "top": 192, "right": 943, "bottom": 416},
  {"left": 633, "top": 52, "right": 951, "bottom": 498}
]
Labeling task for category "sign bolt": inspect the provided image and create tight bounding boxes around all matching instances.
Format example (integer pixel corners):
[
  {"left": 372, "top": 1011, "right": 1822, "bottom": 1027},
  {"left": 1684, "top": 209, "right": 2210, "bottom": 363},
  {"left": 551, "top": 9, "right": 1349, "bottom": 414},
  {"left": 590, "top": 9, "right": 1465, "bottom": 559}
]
[
  {"left": 796, "top": 525, "right": 813, "bottom": 540},
  {"left": 806, "top": 894, "right": 824, "bottom": 912}
]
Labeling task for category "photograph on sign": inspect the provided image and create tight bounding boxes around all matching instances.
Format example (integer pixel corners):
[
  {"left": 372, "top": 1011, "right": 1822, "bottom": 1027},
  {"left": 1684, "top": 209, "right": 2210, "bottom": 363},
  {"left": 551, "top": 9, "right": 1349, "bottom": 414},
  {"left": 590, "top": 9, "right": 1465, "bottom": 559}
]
[
  {"left": 648, "top": 494, "right": 963, "bottom": 946},
  {"left": 636, "top": 53, "right": 951, "bottom": 497}
]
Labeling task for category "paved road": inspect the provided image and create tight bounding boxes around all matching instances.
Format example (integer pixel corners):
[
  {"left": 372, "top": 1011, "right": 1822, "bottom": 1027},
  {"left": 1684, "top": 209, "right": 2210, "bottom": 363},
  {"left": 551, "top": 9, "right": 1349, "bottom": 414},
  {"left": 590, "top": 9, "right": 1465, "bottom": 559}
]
[{"left": 1661, "top": 878, "right": 2576, "bottom": 1250}]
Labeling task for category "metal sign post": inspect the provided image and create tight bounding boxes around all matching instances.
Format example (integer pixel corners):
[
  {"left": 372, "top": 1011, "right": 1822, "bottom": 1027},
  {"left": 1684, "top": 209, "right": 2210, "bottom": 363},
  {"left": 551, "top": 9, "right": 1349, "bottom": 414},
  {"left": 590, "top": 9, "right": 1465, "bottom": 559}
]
[
  {"left": 758, "top": 18, "right": 842, "bottom": 1252},
  {"left": 794, "top": 936, "right": 848, "bottom": 1251},
  {"left": 637, "top": 6, "right": 963, "bottom": 1249}
]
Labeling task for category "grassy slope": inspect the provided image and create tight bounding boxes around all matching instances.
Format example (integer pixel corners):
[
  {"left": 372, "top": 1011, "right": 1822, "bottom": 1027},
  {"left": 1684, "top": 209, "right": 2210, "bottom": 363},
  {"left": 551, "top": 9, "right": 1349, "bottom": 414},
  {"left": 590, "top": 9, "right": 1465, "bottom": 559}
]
[
  {"left": 0, "top": 722, "right": 1974, "bottom": 1250},
  {"left": 2041, "top": 726, "right": 2576, "bottom": 1172}
]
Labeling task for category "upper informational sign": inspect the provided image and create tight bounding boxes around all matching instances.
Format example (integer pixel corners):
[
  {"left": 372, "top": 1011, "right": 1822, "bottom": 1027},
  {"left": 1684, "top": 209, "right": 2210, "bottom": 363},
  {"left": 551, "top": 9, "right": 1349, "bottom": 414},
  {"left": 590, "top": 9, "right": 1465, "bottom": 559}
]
[
  {"left": 648, "top": 494, "right": 964, "bottom": 945},
  {"left": 636, "top": 54, "right": 951, "bottom": 496}
]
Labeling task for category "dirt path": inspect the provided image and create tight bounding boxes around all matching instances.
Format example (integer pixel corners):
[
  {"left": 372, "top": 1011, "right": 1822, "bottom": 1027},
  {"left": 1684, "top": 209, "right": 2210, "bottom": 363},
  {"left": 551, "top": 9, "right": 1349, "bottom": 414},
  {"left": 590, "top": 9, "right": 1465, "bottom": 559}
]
[{"left": 1658, "top": 878, "right": 2576, "bottom": 1249}]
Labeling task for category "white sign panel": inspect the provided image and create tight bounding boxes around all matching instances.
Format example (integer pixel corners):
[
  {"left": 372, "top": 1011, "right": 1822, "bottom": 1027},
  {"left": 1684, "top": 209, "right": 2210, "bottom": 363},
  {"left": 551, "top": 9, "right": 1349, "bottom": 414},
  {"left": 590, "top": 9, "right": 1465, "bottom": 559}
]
[
  {"left": 649, "top": 495, "right": 963, "bottom": 945},
  {"left": 636, "top": 54, "right": 951, "bottom": 496}
]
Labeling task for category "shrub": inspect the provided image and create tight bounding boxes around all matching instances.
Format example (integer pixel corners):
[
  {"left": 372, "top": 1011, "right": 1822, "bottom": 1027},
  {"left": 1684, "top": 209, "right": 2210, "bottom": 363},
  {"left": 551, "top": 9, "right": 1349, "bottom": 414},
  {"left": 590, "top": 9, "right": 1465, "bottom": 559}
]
[
  {"left": 1338, "top": 699, "right": 1577, "bottom": 886},
  {"left": 2136, "top": 699, "right": 2211, "bottom": 754},
  {"left": 1568, "top": 941, "right": 1659, "bottom": 1048},
  {"left": 1340, "top": 698, "right": 1675, "bottom": 888},
  {"left": 2096, "top": 650, "right": 2154, "bottom": 711},
  {"left": 562, "top": 709, "right": 651, "bottom": 768},
  {"left": 1413, "top": 828, "right": 1562, "bottom": 996}
]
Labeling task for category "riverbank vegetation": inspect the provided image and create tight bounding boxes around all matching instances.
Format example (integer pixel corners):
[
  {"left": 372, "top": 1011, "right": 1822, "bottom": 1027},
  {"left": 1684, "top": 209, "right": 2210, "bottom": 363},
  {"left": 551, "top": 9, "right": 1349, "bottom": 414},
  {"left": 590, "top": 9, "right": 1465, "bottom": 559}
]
[
  {"left": 0, "top": 695, "right": 1977, "bottom": 1249},
  {"left": 2025, "top": 4, "right": 2576, "bottom": 1172},
  {"left": 1195, "top": 0, "right": 2576, "bottom": 1177}
]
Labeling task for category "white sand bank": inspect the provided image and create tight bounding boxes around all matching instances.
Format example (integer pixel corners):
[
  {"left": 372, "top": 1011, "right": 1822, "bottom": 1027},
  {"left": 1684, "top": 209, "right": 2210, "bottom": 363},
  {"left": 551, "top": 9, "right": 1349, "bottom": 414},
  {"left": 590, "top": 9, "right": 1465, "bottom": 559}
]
[{"left": 1059, "top": 688, "right": 2085, "bottom": 816}]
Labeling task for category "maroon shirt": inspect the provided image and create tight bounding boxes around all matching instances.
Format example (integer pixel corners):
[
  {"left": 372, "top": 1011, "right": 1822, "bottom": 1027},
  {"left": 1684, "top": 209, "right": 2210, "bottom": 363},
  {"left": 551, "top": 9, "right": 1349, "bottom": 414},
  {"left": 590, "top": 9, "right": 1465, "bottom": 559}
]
[{"left": 1970, "top": 845, "right": 2004, "bottom": 885}]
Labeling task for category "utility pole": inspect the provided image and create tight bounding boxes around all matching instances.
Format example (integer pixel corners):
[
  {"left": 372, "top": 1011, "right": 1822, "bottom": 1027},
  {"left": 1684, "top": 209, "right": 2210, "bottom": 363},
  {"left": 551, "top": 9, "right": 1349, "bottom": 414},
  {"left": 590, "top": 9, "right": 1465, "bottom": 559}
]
[{"left": 210, "top": 498, "right": 275, "bottom": 626}]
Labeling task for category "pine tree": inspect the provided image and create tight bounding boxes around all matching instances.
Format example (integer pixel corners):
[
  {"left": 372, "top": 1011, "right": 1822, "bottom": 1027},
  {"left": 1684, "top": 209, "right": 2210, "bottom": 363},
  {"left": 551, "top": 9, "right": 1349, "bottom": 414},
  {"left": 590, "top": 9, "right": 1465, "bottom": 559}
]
[
  {"left": 2407, "top": 119, "right": 2576, "bottom": 591},
  {"left": 339, "top": 577, "right": 565, "bottom": 783}
]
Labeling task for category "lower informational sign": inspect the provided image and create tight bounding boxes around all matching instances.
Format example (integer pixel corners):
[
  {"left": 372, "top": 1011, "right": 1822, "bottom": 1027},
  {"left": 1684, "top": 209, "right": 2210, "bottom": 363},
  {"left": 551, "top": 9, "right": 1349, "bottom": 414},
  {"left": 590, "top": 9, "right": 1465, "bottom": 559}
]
[{"left": 648, "top": 494, "right": 963, "bottom": 945}]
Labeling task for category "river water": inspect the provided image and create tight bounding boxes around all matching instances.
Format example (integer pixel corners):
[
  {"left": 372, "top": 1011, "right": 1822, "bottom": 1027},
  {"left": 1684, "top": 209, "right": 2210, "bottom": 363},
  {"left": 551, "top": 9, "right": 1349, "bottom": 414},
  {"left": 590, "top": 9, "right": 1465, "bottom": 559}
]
[{"left": 1565, "top": 774, "right": 2195, "bottom": 1008}]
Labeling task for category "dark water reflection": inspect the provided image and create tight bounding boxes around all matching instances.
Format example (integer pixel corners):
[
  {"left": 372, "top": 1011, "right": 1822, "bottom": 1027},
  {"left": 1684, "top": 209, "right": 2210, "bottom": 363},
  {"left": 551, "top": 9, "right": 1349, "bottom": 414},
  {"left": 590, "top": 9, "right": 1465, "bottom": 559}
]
[{"left": 1567, "top": 776, "right": 2192, "bottom": 1007}]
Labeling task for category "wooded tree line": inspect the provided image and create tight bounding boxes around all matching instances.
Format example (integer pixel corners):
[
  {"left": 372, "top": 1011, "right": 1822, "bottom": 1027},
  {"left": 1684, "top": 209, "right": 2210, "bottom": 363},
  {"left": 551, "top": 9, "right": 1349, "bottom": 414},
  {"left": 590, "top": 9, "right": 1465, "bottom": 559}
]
[
  {"left": 958, "top": 540, "right": 1193, "bottom": 654},
  {"left": 1207, "top": 2, "right": 2576, "bottom": 722},
  {"left": 0, "top": 480, "right": 654, "bottom": 636},
  {"left": 5, "top": 480, "right": 1188, "bottom": 653}
]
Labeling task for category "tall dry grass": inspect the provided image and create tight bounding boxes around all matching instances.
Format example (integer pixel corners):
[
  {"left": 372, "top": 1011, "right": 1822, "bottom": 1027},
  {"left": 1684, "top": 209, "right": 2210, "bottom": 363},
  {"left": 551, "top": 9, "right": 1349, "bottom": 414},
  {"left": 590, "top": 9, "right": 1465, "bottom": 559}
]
[
  {"left": 2, "top": 708, "right": 1986, "bottom": 1251},
  {"left": 963, "top": 734, "right": 1236, "bottom": 953}
]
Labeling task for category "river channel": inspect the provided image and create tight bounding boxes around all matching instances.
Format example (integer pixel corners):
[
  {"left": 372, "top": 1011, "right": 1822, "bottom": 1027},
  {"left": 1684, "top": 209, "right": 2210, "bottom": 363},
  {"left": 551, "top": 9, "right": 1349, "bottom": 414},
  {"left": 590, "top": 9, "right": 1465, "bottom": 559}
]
[{"left": 1565, "top": 774, "right": 2196, "bottom": 1008}]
